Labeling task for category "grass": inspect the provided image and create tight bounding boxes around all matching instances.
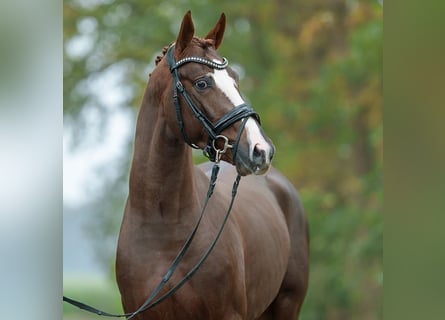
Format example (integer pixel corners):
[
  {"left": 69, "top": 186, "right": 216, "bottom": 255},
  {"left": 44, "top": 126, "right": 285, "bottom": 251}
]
[{"left": 63, "top": 275, "right": 123, "bottom": 320}]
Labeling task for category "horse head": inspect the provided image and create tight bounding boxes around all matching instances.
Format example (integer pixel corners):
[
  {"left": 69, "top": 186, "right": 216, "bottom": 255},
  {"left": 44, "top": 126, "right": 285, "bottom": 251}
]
[{"left": 154, "top": 11, "right": 275, "bottom": 176}]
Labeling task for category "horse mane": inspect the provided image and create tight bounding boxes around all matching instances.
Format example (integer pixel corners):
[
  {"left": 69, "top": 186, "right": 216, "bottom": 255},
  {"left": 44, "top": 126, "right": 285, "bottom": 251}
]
[
  {"left": 155, "top": 45, "right": 170, "bottom": 66},
  {"left": 154, "top": 38, "right": 215, "bottom": 66}
]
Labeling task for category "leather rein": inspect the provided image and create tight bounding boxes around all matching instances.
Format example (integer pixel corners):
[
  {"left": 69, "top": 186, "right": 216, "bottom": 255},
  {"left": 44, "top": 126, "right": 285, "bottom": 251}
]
[{"left": 63, "top": 45, "right": 260, "bottom": 318}]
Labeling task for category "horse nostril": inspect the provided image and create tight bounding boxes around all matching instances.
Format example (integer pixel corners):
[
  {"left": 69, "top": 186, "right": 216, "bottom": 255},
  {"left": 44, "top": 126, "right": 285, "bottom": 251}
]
[{"left": 253, "top": 145, "right": 266, "bottom": 164}]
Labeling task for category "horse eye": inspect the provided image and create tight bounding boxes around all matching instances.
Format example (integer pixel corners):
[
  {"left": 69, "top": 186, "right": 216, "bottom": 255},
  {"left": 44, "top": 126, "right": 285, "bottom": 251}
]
[{"left": 194, "top": 78, "right": 211, "bottom": 90}]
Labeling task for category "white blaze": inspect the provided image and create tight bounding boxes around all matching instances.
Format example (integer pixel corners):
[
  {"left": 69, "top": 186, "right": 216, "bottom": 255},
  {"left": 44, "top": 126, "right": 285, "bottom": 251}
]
[
  {"left": 211, "top": 69, "right": 244, "bottom": 106},
  {"left": 211, "top": 68, "right": 271, "bottom": 163}
]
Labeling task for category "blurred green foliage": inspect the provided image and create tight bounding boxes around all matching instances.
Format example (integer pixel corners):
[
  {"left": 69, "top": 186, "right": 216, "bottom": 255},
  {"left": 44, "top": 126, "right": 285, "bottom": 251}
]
[{"left": 64, "top": 0, "right": 382, "bottom": 319}]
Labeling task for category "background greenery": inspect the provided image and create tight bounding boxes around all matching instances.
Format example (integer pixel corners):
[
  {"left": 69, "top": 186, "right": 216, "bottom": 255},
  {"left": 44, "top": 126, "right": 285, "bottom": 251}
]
[{"left": 64, "top": 0, "right": 382, "bottom": 319}]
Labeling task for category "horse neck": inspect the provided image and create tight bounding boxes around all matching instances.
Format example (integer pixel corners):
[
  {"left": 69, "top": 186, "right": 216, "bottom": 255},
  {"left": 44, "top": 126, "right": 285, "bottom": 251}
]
[{"left": 128, "top": 81, "right": 198, "bottom": 222}]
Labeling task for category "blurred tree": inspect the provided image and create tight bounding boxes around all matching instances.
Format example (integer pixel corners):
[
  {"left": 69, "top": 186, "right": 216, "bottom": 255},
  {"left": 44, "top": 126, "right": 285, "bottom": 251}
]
[{"left": 64, "top": 0, "right": 382, "bottom": 319}]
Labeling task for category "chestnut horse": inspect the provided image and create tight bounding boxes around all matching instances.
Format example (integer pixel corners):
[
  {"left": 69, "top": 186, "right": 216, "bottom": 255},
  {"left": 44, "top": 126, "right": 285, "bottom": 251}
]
[{"left": 116, "top": 11, "right": 309, "bottom": 320}]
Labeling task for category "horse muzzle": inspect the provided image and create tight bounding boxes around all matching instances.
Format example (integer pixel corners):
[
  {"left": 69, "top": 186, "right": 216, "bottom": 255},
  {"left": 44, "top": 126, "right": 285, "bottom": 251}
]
[{"left": 235, "top": 140, "right": 274, "bottom": 176}]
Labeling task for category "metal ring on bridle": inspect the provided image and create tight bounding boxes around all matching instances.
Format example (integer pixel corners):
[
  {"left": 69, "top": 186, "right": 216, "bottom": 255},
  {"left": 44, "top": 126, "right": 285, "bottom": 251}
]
[
  {"left": 212, "top": 135, "right": 233, "bottom": 163},
  {"left": 212, "top": 135, "right": 233, "bottom": 154},
  {"left": 212, "top": 134, "right": 233, "bottom": 153}
]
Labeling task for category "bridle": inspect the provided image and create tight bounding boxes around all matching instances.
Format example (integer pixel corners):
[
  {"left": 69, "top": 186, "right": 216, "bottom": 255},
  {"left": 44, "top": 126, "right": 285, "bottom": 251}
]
[
  {"left": 167, "top": 45, "right": 260, "bottom": 162},
  {"left": 63, "top": 44, "right": 260, "bottom": 319}
]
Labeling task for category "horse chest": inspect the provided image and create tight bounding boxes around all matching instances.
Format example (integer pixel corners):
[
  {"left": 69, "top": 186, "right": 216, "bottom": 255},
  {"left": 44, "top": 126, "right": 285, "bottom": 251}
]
[{"left": 116, "top": 214, "right": 247, "bottom": 315}]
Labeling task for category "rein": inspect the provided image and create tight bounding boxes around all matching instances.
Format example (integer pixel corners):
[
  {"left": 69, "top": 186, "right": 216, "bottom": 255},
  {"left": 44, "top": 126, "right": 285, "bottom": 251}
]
[
  {"left": 63, "top": 45, "right": 257, "bottom": 318},
  {"left": 64, "top": 161, "right": 241, "bottom": 319}
]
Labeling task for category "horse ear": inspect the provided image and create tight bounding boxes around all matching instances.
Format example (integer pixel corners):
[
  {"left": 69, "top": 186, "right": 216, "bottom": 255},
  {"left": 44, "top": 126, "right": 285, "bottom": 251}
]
[
  {"left": 176, "top": 11, "right": 195, "bottom": 54},
  {"left": 205, "top": 13, "right": 226, "bottom": 49}
]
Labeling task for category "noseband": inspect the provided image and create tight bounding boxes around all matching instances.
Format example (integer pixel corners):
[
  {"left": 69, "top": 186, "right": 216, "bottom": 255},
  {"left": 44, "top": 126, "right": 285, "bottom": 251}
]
[{"left": 166, "top": 45, "right": 260, "bottom": 162}]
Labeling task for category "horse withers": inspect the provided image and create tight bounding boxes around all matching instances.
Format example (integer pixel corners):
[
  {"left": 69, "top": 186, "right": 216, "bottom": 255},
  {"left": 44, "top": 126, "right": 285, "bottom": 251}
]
[{"left": 116, "top": 11, "right": 309, "bottom": 320}]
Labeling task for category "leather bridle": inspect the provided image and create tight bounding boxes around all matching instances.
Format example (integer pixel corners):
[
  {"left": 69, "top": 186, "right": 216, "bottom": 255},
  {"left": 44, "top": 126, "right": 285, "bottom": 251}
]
[{"left": 166, "top": 45, "right": 260, "bottom": 162}]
